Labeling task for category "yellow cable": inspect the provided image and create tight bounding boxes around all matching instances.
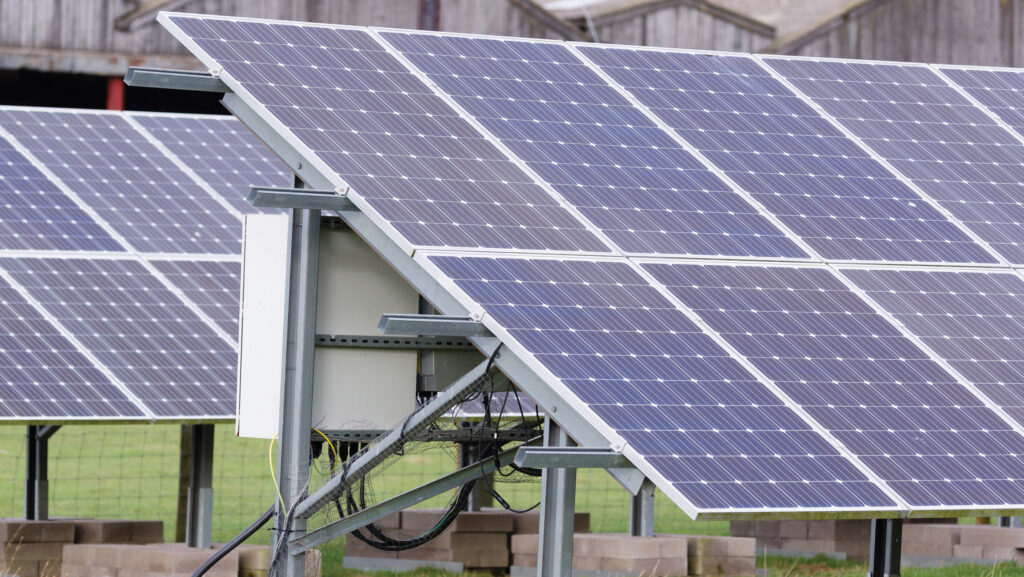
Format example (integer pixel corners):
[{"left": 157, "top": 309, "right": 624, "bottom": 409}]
[
  {"left": 269, "top": 434, "right": 287, "bottom": 514},
  {"left": 313, "top": 428, "right": 340, "bottom": 475}
]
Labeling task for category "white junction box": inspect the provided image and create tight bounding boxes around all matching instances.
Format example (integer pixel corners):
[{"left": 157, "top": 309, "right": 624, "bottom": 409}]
[{"left": 236, "top": 214, "right": 418, "bottom": 438}]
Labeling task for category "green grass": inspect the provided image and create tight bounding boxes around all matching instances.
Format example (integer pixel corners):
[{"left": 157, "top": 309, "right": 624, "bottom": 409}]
[{"left": 0, "top": 425, "right": 1018, "bottom": 577}]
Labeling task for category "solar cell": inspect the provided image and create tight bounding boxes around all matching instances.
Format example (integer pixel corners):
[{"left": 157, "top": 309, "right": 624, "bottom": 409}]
[
  {"left": 161, "top": 15, "right": 608, "bottom": 254},
  {"left": 0, "top": 108, "right": 241, "bottom": 255},
  {"left": 1, "top": 257, "right": 237, "bottom": 418},
  {"left": 150, "top": 259, "right": 241, "bottom": 336},
  {"left": 938, "top": 67, "right": 1024, "bottom": 136},
  {"left": 0, "top": 133, "right": 120, "bottom": 252},
  {"left": 844, "top": 268, "right": 1024, "bottom": 429},
  {"left": 646, "top": 261, "right": 1024, "bottom": 507},
  {"left": 764, "top": 57, "right": 1024, "bottom": 264},
  {"left": 0, "top": 268, "right": 144, "bottom": 419},
  {"left": 428, "top": 254, "right": 897, "bottom": 513},
  {"left": 130, "top": 113, "right": 292, "bottom": 214},
  {"left": 577, "top": 47, "right": 993, "bottom": 264},
  {"left": 382, "top": 32, "right": 805, "bottom": 259}
]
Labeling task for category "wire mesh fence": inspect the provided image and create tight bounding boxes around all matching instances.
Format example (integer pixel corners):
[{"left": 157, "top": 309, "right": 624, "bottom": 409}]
[{"left": 0, "top": 423, "right": 727, "bottom": 554}]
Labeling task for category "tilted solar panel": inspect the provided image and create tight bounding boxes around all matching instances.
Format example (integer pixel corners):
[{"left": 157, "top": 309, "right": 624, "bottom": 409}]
[
  {"left": 0, "top": 258, "right": 237, "bottom": 418},
  {"left": 646, "top": 262, "right": 1024, "bottom": 508},
  {"left": 764, "top": 58, "right": 1024, "bottom": 265},
  {"left": 0, "top": 266, "right": 144, "bottom": 419},
  {"left": 845, "top": 268, "right": 1024, "bottom": 429},
  {"left": 426, "top": 254, "right": 899, "bottom": 514},
  {"left": 130, "top": 112, "right": 291, "bottom": 214},
  {"left": 163, "top": 17, "right": 608, "bottom": 254},
  {"left": 150, "top": 259, "right": 241, "bottom": 335},
  {"left": 382, "top": 31, "right": 805, "bottom": 259},
  {"left": 578, "top": 47, "right": 995, "bottom": 265},
  {"left": 0, "top": 134, "right": 120, "bottom": 253},
  {"left": 937, "top": 66, "right": 1024, "bottom": 136},
  {"left": 0, "top": 108, "right": 241, "bottom": 255}
]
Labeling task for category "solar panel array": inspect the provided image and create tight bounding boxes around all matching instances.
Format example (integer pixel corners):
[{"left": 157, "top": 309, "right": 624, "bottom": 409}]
[
  {"left": 0, "top": 106, "right": 290, "bottom": 420},
  {"left": 152, "top": 13, "right": 1024, "bottom": 517}
]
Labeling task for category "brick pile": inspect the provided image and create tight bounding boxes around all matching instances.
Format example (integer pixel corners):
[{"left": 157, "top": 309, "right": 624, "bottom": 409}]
[
  {"left": 344, "top": 509, "right": 513, "bottom": 570},
  {"left": 62, "top": 543, "right": 239, "bottom": 577},
  {"left": 511, "top": 533, "right": 688, "bottom": 576},
  {"left": 0, "top": 519, "right": 75, "bottom": 577},
  {"left": 234, "top": 544, "right": 321, "bottom": 577},
  {"left": 903, "top": 524, "right": 1024, "bottom": 563},
  {"left": 731, "top": 520, "right": 871, "bottom": 562},
  {"left": 686, "top": 535, "right": 756, "bottom": 577}
]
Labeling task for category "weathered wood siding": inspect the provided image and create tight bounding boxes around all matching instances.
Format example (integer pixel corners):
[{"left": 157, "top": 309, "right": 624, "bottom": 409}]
[
  {"left": 0, "top": 0, "right": 577, "bottom": 74},
  {"left": 773, "top": 0, "right": 1024, "bottom": 67},
  {"left": 589, "top": 0, "right": 774, "bottom": 51}
]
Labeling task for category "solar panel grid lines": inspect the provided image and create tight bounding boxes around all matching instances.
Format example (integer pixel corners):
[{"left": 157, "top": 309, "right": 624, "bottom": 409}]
[
  {"left": 0, "top": 119, "right": 133, "bottom": 256},
  {"left": 127, "top": 111, "right": 292, "bottom": 214},
  {"left": 751, "top": 56, "right": 1008, "bottom": 268},
  {"left": 158, "top": 14, "right": 611, "bottom": 256},
  {"left": 841, "top": 266, "right": 1024, "bottom": 430},
  {"left": 646, "top": 260, "right": 1024, "bottom": 509},
  {"left": 121, "top": 113, "right": 247, "bottom": 221},
  {"left": 0, "top": 107, "right": 242, "bottom": 256},
  {"left": 760, "top": 55, "right": 1024, "bottom": 266},
  {"left": 0, "top": 263, "right": 155, "bottom": 420},
  {"left": 150, "top": 259, "right": 241, "bottom": 336},
  {"left": 377, "top": 29, "right": 807, "bottom": 261},
  {"left": 824, "top": 262, "right": 1024, "bottom": 445},
  {"left": 0, "top": 134, "right": 121, "bottom": 253},
  {"left": 417, "top": 251, "right": 905, "bottom": 516},
  {"left": 0, "top": 256, "right": 237, "bottom": 419},
  {"left": 577, "top": 46, "right": 1000, "bottom": 266}
]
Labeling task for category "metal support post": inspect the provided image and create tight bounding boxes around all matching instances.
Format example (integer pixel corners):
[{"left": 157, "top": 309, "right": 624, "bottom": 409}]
[
  {"left": 537, "top": 417, "right": 576, "bottom": 577},
  {"left": 629, "top": 479, "right": 655, "bottom": 537},
  {"left": 458, "top": 442, "right": 494, "bottom": 512},
  {"left": 999, "top": 516, "right": 1023, "bottom": 528},
  {"left": 185, "top": 424, "right": 215, "bottom": 548},
  {"left": 867, "top": 519, "right": 902, "bottom": 577},
  {"left": 272, "top": 195, "right": 321, "bottom": 576},
  {"left": 25, "top": 425, "right": 58, "bottom": 520}
]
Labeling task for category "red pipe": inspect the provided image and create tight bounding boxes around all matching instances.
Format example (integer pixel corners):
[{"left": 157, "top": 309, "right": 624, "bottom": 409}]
[{"left": 106, "top": 76, "right": 125, "bottom": 111}]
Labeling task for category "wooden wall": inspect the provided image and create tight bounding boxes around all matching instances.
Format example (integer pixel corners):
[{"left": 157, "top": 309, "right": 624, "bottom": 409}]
[
  {"left": 771, "top": 0, "right": 1024, "bottom": 67},
  {"left": 0, "top": 0, "right": 579, "bottom": 75},
  {"left": 586, "top": 0, "right": 774, "bottom": 52}
]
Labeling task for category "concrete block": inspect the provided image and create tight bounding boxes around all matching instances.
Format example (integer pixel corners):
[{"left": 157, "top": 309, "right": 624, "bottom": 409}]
[
  {"left": 511, "top": 534, "right": 537, "bottom": 555},
  {"left": 780, "top": 521, "right": 809, "bottom": 540},
  {"left": 573, "top": 555, "right": 603, "bottom": 571},
  {"left": 575, "top": 534, "right": 661, "bottom": 559},
  {"left": 0, "top": 559, "right": 38, "bottom": 577},
  {"left": 730, "top": 522, "right": 753, "bottom": 537},
  {"left": 420, "top": 531, "right": 507, "bottom": 551},
  {"left": 343, "top": 537, "right": 397, "bottom": 559},
  {"left": 958, "top": 526, "right": 1024, "bottom": 548},
  {"left": 5, "top": 542, "right": 65, "bottom": 561},
  {"left": 487, "top": 509, "right": 590, "bottom": 534},
  {"left": 983, "top": 547, "right": 1018, "bottom": 561},
  {"left": 512, "top": 553, "right": 537, "bottom": 567},
  {"left": 954, "top": 544, "right": 984, "bottom": 559},
  {"left": 751, "top": 522, "right": 780, "bottom": 538},
  {"left": 902, "top": 541, "right": 954, "bottom": 557},
  {"left": 690, "top": 555, "right": 756, "bottom": 576},
  {"left": 234, "top": 544, "right": 270, "bottom": 570},
  {"left": 401, "top": 509, "right": 514, "bottom": 533},
  {"left": 653, "top": 535, "right": 689, "bottom": 557},
  {"left": 688, "top": 536, "right": 756, "bottom": 558},
  {"left": 0, "top": 520, "right": 41, "bottom": 544},
  {"left": 903, "top": 524, "right": 959, "bottom": 548},
  {"left": 778, "top": 539, "right": 836, "bottom": 553}
]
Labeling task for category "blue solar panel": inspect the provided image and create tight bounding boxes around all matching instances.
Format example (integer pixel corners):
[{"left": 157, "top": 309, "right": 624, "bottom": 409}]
[
  {"left": 0, "top": 133, "right": 120, "bottom": 252},
  {"left": 0, "top": 258, "right": 236, "bottom": 418},
  {"left": 765, "top": 58, "right": 1024, "bottom": 265},
  {"left": 130, "top": 113, "right": 291, "bottom": 214},
  {"left": 577, "top": 47, "right": 993, "bottom": 264},
  {"left": 845, "top": 268, "right": 1024, "bottom": 428},
  {"left": 429, "top": 255, "right": 897, "bottom": 513},
  {"left": 938, "top": 67, "right": 1024, "bottom": 135},
  {"left": 646, "top": 262, "right": 1024, "bottom": 508},
  {"left": 162, "top": 15, "right": 608, "bottom": 254},
  {"left": 0, "top": 108, "right": 241, "bottom": 255},
  {"left": 0, "top": 269, "right": 143, "bottom": 419},
  {"left": 382, "top": 32, "right": 805, "bottom": 259},
  {"left": 150, "top": 260, "right": 241, "bottom": 336}
]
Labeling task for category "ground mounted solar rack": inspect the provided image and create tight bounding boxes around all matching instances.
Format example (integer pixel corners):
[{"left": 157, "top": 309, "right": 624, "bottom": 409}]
[{"left": 150, "top": 11, "right": 1024, "bottom": 576}]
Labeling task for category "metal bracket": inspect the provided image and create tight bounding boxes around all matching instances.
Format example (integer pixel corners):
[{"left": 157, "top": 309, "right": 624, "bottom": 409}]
[
  {"left": 378, "top": 314, "right": 493, "bottom": 337},
  {"left": 514, "top": 446, "right": 632, "bottom": 469},
  {"left": 248, "top": 186, "right": 357, "bottom": 211},
  {"left": 124, "top": 67, "right": 231, "bottom": 93},
  {"left": 315, "top": 333, "right": 475, "bottom": 350}
]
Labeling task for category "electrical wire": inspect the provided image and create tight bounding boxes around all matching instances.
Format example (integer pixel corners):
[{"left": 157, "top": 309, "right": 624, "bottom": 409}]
[{"left": 268, "top": 434, "right": 287, "bottom": 514}]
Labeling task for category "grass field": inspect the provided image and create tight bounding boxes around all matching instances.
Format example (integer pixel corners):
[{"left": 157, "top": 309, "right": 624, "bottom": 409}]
[{"left": 0, "top": 424, "right": 1016, "bottom": 577}]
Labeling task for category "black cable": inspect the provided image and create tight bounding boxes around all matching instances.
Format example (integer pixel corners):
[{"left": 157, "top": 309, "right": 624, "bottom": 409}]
[{"left": 194, "top": 505, "right": 274, "bottom": 577}]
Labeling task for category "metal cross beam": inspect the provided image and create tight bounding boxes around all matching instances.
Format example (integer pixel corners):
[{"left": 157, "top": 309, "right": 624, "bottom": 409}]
[
  {"left": 378, "top": 314, "right": 494, "bottom": 337},
  {"left": 514, "top": 446, "right": 632, "bottom": 469},
  {"left": 248, "top": 186, "right": 357, "bottom": 211},
  {"left": 124, "top": 67, "right": 231, "bottom": 92}
]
